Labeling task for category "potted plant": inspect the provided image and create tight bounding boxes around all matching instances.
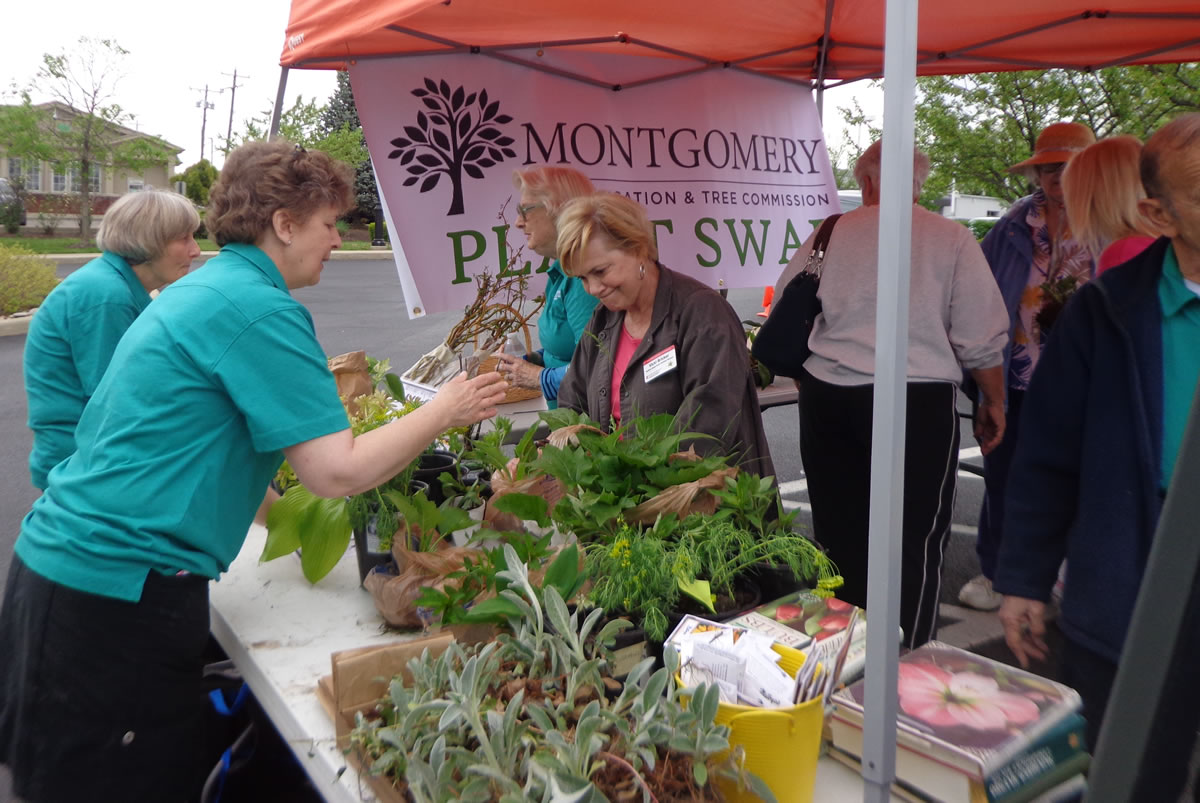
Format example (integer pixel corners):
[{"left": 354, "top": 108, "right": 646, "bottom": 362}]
[
  {"left": 498, "top": 410, "right": 842, "bottom": 648},
  {"left": 262, "top": 359, "right": 427, "bottom": 584},
  {"left": 348, "top": 545, "right": 775, "bottom": 802}
]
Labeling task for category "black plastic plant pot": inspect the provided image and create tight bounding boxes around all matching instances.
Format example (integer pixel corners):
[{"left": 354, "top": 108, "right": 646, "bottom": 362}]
[
  {"left": 352, "top": 519, "right": 393, "bottom": 586},
  {"left": 412, "top": 450, "right": 459, "bottom": 505},
  {"left": 746, "top": 561, "right": 808, "bottom": 605}
]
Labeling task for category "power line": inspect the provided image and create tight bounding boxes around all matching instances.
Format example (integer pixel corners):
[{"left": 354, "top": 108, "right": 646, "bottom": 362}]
[{"left": 221, "top": 69, "right": 249, "bottom": 155}]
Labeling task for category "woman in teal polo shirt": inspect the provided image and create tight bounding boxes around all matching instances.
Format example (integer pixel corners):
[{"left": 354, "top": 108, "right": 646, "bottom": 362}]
[
  {"left": 23, "top": 189, "right": 201, "bottom": 489},
  {"left": 0, "top": 141, "right": 507, "bottom": 802},
  {"left": 496, "top": 166, "right": 598, "bottom": 407}
]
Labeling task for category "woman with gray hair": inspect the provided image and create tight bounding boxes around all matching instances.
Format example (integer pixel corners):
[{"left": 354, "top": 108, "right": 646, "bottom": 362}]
[
  {"left": 23, "top": 189, "right": 201, "bottom": 489},
  {"left": 496, "top": 166, "right": 598, "bottom": 407},
  {"left": 773, "top": 139, "right": 1009, "bottom": 647}
]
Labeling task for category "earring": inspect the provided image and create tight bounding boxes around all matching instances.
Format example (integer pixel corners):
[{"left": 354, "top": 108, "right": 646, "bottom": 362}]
[
  {"left": 638, "top": 263, "right": 645, "bottom": 279},
  {"left": 286, "top": 240, "right": 293, "bottom": 247}
]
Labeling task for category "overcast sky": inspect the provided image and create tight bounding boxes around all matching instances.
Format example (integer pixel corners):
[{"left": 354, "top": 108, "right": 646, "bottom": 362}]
[
  {"left": 1, "top": 0, "right": 338, "bottom": 169},
  {"left": 1, "top": 0, "right": 880, "bottom": 174}
]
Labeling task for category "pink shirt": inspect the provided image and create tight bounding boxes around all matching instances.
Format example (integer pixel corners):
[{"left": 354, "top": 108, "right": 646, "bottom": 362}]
[
  {"left": 1097, "top": 236, "right": 1157, "bottom": 275},
  {"left": 610, "top": 325, "right": 642, "bottom": 424}
]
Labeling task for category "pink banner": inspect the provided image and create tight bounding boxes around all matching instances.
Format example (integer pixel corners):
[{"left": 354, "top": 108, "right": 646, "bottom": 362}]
[{"left": 351, "top": 54, "right": 838, "bottom": 317}]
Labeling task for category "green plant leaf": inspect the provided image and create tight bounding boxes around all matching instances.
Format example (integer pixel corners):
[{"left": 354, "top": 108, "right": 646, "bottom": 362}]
[
  {"left": 493, "top": 492, "right": 550, "bottom": 527},
  {"left": 677, "top": 576, "right": 716, "bottom": 613},
  {"left": 543, "top": 544, "right": 581, "bottom": 598},
  {"left": 297, "top": 500, "right": 353, "bottom": 584},
  {"left": 693, "top": 758, "right": 708, "bottom": 788},
  {"left": 263, "top": 484, "right": 351, "bottom": 584}
]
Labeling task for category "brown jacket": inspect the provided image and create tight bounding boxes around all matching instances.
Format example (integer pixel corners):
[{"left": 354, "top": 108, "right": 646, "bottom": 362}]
[{"left": 558, "top": 266, "right": 775, "bottom": 476}]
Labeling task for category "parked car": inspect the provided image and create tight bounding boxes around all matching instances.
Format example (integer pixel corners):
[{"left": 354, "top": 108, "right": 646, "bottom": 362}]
[{"left": 0, "top": 178, "right": 27, "bottom": 229}]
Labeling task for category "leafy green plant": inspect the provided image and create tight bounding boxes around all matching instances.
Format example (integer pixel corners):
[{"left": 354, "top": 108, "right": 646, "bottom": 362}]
[
  {"left": 0, "top": 243, "right": 59, "bottom": 315},
  {"left": 529, "top": 409, "right": 727, "bottom": 540},
  {"left": 349, "top": 545, "right": 775, "bottom": 801},
  {"left": 584, "top": 520, "right": 680, "bottom": 641},
  {"left": 262, "top": 356, "right": 430, "bottom": 582}
]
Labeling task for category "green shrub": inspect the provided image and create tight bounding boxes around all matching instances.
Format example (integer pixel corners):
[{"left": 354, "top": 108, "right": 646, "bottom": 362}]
[
  {"left": 335, "top": 220, "right": 350, "bottom": 236},
  {"left": 968, "top": 218, "right": 999, "bottom": 240},
  {"left": 368, "top": 220, "right": 388, "bottom": 242},
  {"left": 0, "top": 243, "right": 59, "bottom": 315}
]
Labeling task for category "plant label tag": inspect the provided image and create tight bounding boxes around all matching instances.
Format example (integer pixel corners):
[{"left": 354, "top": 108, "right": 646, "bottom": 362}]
[{"left": 643, "top": 345, "right": 678, "bottom": 383}]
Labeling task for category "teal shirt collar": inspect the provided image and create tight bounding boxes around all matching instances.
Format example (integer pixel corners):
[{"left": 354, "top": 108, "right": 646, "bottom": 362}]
[
  {"left": 101, "top": 251, "right": 152, "bottom": 310},
  {"left": 1159, "top": 244, "right": 1196, "bottom": 318},
  {"left": 220, "top": 242, "right": 291, "bottom": 293}
]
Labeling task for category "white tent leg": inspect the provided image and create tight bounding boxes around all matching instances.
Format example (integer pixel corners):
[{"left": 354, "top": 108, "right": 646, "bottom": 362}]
[{"left": 862, "top": 0, "right": 918, "bottom": 799}]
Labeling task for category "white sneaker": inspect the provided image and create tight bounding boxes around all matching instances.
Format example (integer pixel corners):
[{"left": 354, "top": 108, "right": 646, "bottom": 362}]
[{"left": 958, "top": 574, "right": 1003, "bottom": 611}]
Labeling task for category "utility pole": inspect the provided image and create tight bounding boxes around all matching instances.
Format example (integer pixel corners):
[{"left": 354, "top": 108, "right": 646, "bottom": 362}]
[
  {"left": 193, "top": 84, "right": 217, "bottom": 162},
  {"left": 222, "top": 69, "right": 248, "bottom": 157}
]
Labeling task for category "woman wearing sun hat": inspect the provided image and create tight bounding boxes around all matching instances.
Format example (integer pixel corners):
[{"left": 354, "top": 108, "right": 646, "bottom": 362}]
[{"left": 959, "top": 121, "right": 1097, "bottom": 612}]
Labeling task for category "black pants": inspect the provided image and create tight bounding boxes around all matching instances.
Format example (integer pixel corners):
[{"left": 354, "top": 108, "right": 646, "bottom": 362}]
[
  {"left": 0, "top": 555, "right": 212, "bottom": 802},
  {"left": 799, "top": 372, "right": 959, "bottom": 648},
  {"left": 1061, "top": 636, "right": 1200, "bottom": 801},
  {"left": 977, "top": 387, "right": 1024, "bottom": 580}
]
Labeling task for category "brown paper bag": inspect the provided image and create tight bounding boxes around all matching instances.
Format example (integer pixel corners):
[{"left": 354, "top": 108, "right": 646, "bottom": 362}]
[
  {"left": 363, "top": 541, "right": 488, "bottom": 628},
  {"left": 327, "top": 350, "right": 373, "bottom": 415}
]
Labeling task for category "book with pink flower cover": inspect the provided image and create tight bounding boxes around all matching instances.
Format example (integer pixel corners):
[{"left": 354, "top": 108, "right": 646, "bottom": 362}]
[
  {"left": 728, "top": 591, "right": 870, "bottom": 683},
  {"left": 828, "top": 641, "right": 1082, "bottom": 783}
]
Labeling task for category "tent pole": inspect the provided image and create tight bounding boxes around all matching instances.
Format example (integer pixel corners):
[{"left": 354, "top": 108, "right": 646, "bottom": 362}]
[
  {"left": 269, "top": 67, "right": 290, "bottom": 140},
  {"left": 862, "top": 0, "right": 918, "bottom": 799}
]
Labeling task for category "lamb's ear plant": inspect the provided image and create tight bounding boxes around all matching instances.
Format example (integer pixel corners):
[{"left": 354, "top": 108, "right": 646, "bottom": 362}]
[{"left": 348, "top": 549, "right": 778, "bottom": 802}]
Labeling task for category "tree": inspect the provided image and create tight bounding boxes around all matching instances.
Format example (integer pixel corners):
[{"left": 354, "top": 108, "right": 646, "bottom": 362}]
[
  {"left": 24, "top": 38, "right": 174, "bottom": 240},
  {"left": 913, "top": 66, "right": 1200, "bottom": 205},
  {"left": 320, "top": 72, "right": 380, "bottom": 224},
  {"left": 171, "top": 159, "right": 219, "bottom": 205},
  {"left": 386, "top": 79, "right": 517, "bottom": 216},
  {"left": 230, "top": 93, "right": 367, "bottom": 170}
]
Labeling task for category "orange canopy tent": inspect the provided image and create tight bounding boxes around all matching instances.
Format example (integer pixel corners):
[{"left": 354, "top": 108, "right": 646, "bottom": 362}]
[
  {"left": 276, "top": 3, "right": 1199, "bottom": 800},
  {"left": 280, "top": 0, "right": 1200, "bottom": 86}
]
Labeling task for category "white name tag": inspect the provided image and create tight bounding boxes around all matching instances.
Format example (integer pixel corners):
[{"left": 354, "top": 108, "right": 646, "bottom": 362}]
[{"left": 643, "top": 345, "right": 678, "bottom": 382}]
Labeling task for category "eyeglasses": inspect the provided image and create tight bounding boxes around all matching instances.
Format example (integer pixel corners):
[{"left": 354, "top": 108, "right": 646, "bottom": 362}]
[{"left": 517, "top": 202, "right": 543, "bottom": 219}]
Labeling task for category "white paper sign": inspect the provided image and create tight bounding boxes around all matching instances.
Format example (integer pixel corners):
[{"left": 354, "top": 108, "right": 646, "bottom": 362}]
[{"left": 351, "top": 54, "right": 839, "bottom": 317}]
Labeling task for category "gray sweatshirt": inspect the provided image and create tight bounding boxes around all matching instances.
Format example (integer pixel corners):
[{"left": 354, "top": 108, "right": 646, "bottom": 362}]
[{"left": 773, "top": 204, "right": 1008, "bottom": 386}]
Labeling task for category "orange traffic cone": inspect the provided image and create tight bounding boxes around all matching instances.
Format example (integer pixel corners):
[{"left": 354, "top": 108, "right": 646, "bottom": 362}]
[{"left": 756, "top": 285, "right": 774, "bottom": 318}]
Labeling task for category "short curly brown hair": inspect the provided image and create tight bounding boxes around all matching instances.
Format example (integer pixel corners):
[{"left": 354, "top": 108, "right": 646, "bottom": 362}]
[{"left": 207, "top": 140, "right": 355, "bottom": 246}]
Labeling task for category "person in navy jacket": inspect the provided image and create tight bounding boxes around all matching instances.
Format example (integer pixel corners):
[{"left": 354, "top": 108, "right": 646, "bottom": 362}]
[{"left": 996, "top": 113, "right": 1200, "bottom": 800}]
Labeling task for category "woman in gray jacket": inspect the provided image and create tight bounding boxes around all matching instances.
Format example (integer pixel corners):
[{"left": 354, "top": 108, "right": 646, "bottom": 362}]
[{"left": 555, "top": 192, "right": 773, "bottom": 477}]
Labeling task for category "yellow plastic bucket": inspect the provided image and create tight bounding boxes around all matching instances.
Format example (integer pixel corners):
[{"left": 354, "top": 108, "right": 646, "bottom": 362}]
[{"left": 685, "top": 644, "right": 824, "bottom": 803}]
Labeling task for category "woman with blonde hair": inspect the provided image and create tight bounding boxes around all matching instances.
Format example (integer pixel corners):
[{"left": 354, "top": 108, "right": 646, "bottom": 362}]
[
  {"left": 554, "top": 191, "right": 773, "bottom": 475},
  {"left": 0, "top": 141, "right": 506, "bottom": 801},
  {"left": 23, "top": 189, "right": 201, "bottom": 489},
  {"left": 1062, "top": 135, "right": 1159, "bottom": 274},
  {"left": 496, "top": 166, "right": 598, "bottom": 407}
]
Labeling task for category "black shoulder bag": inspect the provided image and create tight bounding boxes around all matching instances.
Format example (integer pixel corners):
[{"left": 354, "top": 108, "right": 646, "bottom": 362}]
[{"left": 751, "top": 213, "right": 842, "bottom": 379}]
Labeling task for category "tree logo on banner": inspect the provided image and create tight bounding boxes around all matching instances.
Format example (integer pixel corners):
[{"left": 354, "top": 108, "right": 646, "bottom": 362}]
[{"left": 387, "top": 79, "right": 517, "bottom": 216}]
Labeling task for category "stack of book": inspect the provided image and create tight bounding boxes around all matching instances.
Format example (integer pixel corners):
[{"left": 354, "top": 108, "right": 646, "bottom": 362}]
[
  {"left": 729, "top": 590, "right": 869, "bottom": 684},
  {"left": 827, "top": 641, "right": 1088, "bottom": 803}
]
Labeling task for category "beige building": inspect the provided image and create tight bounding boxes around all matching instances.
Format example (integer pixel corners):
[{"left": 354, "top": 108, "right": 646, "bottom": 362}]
[{"left": 1, "top": 101, "right": 184, "bottom": 233}]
